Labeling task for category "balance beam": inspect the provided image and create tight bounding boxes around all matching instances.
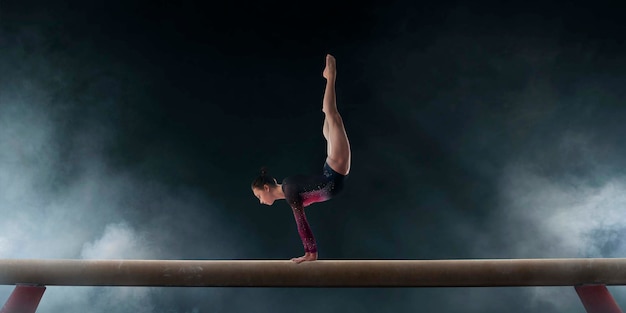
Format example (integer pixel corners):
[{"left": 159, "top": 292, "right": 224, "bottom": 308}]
[{"left": 0, "top": 258, "right": 625, "bottom": 287}]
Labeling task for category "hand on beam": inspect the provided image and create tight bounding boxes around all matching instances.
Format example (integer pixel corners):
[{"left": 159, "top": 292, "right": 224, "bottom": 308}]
[{"left": 291, "top": 252, "right": 318, "bottom": 264}]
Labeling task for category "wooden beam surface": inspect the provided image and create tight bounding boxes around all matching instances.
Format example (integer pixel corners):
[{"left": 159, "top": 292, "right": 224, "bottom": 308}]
[{"left": 0, "top": 258, "right": 624, "bottom": 287}]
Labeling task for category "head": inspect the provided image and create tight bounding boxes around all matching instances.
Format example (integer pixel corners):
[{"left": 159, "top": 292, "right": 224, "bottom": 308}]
[{"left": 251, "top": 167, "right": 279, "bottom": 205}]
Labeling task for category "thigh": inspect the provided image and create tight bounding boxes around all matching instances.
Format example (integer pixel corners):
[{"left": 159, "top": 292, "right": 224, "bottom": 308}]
[{"left": 325, "top": 114, "right": 351, "bottom": 175}]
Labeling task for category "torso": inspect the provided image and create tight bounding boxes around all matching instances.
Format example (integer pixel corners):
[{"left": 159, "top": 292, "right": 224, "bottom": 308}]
[{"left": 282, "top": 162, "right": 346, "bottom": 208}]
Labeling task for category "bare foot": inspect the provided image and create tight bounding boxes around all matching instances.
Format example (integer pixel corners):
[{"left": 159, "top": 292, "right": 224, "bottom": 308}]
[{"left": 323, "top": 54, "right": 336, "bottom": 81}]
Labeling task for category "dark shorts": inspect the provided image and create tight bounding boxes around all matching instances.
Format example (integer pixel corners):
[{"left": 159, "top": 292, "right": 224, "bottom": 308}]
[{"left": 323, "top": 162, "right": 346, "bottom": 197}]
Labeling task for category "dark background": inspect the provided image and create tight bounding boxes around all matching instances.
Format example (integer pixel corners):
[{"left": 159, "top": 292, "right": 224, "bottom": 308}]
[{"left": 1, "top": 0, "right": 626, "bottom": 312}]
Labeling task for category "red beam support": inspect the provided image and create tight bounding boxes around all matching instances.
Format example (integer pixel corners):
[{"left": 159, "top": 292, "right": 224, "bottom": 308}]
[
  {"left": 0, "top": 285, "right": 46, "bottom": 313},
  {"left": 575, "top": 285, "right": 623, "bottom": 313}
]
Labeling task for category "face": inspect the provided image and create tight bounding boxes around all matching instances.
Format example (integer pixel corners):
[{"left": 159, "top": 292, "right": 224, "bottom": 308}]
[{"left": 252, "top": 185, "right": 275, "bottom": 206}]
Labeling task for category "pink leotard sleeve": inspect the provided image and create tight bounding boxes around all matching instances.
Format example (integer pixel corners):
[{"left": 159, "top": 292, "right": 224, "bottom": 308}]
[{"left": 291, "top": 206, "right": 317, "bottom": 253}]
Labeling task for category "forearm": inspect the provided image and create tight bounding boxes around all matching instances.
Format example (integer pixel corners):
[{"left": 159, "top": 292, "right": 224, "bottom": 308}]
[{"left": 292, "top": 207, "right": 317, "bottom": 253}]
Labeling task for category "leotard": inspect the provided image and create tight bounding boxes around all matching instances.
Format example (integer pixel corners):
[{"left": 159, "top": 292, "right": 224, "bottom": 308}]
[{"left": 281, "top": 162, "right": 346, "bottom": 254}]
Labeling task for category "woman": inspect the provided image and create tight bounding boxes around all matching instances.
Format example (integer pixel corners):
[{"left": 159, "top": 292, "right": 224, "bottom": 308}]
[{"left": 251, "top": 54, "right": 351, "bottom": 264}]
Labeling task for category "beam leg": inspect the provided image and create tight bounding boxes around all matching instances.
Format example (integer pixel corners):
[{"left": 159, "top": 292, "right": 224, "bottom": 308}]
[
  {"left": 0, "top": 285, "right": 46, "bottom": 313},
  {"left": 575, "top": 285, "right": 623, "bottom": 313}
]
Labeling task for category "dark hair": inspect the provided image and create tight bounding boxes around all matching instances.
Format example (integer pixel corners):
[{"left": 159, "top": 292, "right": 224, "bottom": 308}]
[{"left": 251, "top": 167, "right": 278, "bottom": 189}]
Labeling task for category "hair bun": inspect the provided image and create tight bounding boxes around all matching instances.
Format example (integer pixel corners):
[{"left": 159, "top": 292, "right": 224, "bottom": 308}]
[{"left": 260, "top": 166, "right": 269, "bottom": 176}]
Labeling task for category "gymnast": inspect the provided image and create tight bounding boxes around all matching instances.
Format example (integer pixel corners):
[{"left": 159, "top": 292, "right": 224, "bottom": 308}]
[{"left": 251, "top": 54, "right": 351, "bottom": 264}]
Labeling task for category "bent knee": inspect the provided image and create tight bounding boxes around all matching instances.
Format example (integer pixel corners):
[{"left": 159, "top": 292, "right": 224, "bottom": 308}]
[{"left": 324, "top": 113, "right": 344, "bottom": 127}]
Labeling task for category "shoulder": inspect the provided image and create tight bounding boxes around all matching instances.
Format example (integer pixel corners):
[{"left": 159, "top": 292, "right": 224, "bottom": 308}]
[
  {"left": 281, "top": 174, "right": 304, "bottom": 190},
  {"left": 281, "top": 176, "right": 294, "bottom": 193},
  {"left": 282, "top": 175, "right": 292, "bottom": 185},
  {"left": 281, "top": 176, "right": 302, "bottom": 206}
]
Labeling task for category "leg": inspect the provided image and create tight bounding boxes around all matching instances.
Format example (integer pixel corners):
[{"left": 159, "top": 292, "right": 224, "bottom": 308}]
[
  {"left": 322, "top": 54, "right": 351, "bottom": 175},
  {"left": 323, "top": 118, "right": 331, "bottom": 156}
]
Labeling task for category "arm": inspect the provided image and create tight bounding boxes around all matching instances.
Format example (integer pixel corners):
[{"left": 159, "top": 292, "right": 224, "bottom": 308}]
[{"left": 291, "top": 205, "right": 318, "bottom": 263}]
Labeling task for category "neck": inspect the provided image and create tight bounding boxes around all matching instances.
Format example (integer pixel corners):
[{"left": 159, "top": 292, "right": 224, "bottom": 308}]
[{"left": 271, "top": 184, "right": 285, "bottom": 200}]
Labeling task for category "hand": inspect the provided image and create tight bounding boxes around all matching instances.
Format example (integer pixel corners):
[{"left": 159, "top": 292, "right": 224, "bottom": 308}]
[{"left": 290, "top": 252, "right": 318, "bottom": 264}]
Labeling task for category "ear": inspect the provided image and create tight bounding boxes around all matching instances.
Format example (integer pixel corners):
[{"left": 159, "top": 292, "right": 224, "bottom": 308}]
[{"left": 264, "top": 184, "right": 270, "bottom": 192}]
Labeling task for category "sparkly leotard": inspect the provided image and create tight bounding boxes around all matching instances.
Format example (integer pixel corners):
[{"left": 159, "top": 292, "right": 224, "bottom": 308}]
[{"left": 281, "top": 162, "right": 346, "bottom": 254}]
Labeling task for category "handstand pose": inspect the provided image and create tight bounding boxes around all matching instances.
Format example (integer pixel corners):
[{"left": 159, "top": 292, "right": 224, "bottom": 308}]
[{"left": 251, "top": 54, "right": 351, "bottom": 264}]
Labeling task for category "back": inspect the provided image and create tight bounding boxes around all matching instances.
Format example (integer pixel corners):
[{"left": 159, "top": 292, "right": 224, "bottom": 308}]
[{"left": 282, "top": 163, "right": 345, "bottom": 208}]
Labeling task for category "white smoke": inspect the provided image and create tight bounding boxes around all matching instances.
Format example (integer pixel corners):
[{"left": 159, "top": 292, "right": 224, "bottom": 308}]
[
  {"left": 81, "top": 222, "right": 154, "bottom": 259},
  {"left": 498, "top": 167, "right": 626, "bottom": 258},
  {"left": 0, "top": 34, "right": 246, "bottom": 312},
  {"left": 475, "top": 129, "right": 626, "bottom": 312}
]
